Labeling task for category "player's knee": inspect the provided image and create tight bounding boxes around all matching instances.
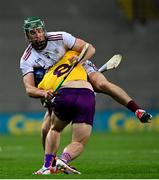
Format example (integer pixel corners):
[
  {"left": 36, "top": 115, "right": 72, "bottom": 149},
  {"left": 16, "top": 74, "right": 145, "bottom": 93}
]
[
  {"left": 95, "top": 79, "right": 112, "bottom": 93},
  {"left": 89, "top": 72, "right": 111, "bottom": 92}
]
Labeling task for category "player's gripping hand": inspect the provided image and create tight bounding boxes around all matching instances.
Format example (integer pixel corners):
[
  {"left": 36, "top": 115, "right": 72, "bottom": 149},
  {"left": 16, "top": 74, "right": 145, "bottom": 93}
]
[
  {"left": 43, "top": 90, "right": 55, "bottom": 100},
  {"left": 68, "top": 55, "right": 79, "bottom": 65},
  {"left": 135, "top": 109, "right": 152, "bottom": 123},
  {"left": 41, "top": 91, "right": 57, "bottom": 108}
]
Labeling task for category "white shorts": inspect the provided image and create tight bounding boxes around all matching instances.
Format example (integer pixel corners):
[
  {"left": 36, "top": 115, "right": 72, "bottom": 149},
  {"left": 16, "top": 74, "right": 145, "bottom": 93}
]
[{"left": 82, "top": 60, "right": 98, "bottom": 75}]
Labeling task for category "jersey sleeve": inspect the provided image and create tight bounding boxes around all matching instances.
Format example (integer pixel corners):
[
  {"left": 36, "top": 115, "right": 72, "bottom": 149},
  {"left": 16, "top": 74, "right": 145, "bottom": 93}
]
[
  {"left": 20, "top": 44, "right": 35, "bottom": 76},
  {"left": 62, "top": 32, "right": 76, "bottom": 49},
  {"left": 20, "top": 58, "right": 34, "bottom": 76}
]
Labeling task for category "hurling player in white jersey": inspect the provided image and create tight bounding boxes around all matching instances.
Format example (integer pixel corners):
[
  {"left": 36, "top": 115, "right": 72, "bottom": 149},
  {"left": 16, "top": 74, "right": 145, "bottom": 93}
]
[
  {"left": 21, "top": 31, "right": 81, "bottom": 75},
  {"left": 20, "top": 16, "right": 152, "bottom": 174}
]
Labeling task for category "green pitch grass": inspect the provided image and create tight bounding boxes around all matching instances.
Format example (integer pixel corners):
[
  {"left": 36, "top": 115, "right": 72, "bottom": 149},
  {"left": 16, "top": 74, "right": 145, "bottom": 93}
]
[{"left": 0, "top": 131, "right": 159, "bottom": 179}]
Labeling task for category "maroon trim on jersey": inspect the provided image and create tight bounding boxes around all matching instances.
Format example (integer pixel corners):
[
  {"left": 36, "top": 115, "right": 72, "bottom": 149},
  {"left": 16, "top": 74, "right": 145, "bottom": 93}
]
[
  {"left": 47, "top": 34, "right": 62, "bottom": 38},
  {"left": 23, "top": 45, "right": 32, "bottom": 61},
  {"left": 47, "top": 34, "right": 63, "bottom": 41}
]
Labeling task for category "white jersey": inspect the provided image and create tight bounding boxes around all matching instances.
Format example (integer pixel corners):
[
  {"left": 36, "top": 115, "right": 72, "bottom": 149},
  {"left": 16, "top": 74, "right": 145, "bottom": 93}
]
[{"left": 20, "top": 31, "right": 76, "bottom": 76}]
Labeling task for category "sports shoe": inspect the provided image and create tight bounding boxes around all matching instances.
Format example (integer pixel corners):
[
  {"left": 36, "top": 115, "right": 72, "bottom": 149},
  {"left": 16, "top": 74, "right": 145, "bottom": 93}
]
[
  {"left": 56, "top": 159, "right": 81, "bottom": 174},
  {"left": 135, "top": 109, "right": 152, "bottom": 123},
  {"left": 33, "top": 165, "right": 56, "bottom": 175}
]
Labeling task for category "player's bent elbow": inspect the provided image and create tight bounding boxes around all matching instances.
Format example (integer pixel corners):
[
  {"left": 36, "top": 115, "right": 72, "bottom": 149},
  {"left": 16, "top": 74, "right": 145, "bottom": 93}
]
[
  {"left": 25, "top": 88, "right": 36, "bottom": 98},
  {"left": 90, "top": 44, "right": 96, "bottom": 55},
  {"left": 25, "top": 88, "right": 31, "bottom": 96}
]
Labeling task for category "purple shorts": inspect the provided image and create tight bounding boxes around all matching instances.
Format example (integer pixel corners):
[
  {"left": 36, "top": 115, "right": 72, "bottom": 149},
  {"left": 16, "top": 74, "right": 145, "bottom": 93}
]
[{"left": 52, "top": 88, "right": 95, "bottom": 126}]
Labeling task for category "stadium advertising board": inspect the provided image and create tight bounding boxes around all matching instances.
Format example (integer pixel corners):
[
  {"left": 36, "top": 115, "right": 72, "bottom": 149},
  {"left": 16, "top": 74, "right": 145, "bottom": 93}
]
[{"left": 0, "top": 110, "right": 159, "bottom": 135}]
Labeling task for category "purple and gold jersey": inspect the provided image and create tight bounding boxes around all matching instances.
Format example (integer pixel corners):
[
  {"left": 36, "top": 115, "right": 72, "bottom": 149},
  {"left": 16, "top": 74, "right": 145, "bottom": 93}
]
[{"left": 38, "top": 51, "right": 87, "bottom": 91}]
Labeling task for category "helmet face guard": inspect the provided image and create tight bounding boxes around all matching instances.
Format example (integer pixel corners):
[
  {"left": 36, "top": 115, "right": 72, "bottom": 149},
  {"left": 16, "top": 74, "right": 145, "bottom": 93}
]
[{"left": 23, "top": 16, "right": 47, "bottom": 50}]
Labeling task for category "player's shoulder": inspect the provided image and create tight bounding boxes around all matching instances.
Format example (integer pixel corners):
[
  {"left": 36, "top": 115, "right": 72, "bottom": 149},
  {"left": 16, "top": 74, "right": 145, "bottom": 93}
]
[
  {"left": 47, "top": 31, "right": 63, "bottom": 41},
  {"left": 20, "top": 44, "right": 35, "bottom": 62},
  {"left": 46, "top": 31, "right": 71, "bottom": 41}
]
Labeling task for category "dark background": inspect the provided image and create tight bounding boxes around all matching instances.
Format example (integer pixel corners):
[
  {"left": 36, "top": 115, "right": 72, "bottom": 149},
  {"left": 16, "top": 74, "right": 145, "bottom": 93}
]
[{"left": 0, "top": 0, "right": 158, "bottom": 112}]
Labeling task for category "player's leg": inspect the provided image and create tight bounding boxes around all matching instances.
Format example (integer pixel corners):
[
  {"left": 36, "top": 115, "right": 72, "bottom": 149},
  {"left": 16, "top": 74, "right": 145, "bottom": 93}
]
[
  {"left": 88, "top": 71, "right": 152, "bottom": 123},
  {"left": 56, "top": 88, "right": 95, "bottom": 174},
  {"left": 89, "top": 71, "right": 132, "bottom": 106},
  {"left": 34, "top": 115, "right": 69, "bottom": 175},
  {"left": 41, "top": 109, "right": 62, "bottom": 150},
  {"left": 45, "top": 115, "right": 68, "bottom": 154},
  {"left": 59, "top": 123, "right": 92, "bottom": 161},
  {"left": 83, "top": 60, "right": 152, "bottom": 122},
  {"left": 41, "top": 109, "right": 52, "bottom": 150},
  {"left": 83, "top": 60, "right": 132, "bottom": 105},
  {"left": 56, "top": 123, "right": 91, "bottom": 174}
]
